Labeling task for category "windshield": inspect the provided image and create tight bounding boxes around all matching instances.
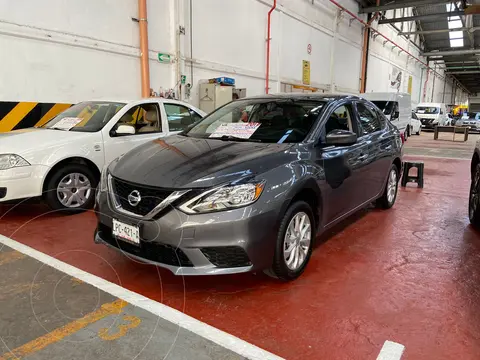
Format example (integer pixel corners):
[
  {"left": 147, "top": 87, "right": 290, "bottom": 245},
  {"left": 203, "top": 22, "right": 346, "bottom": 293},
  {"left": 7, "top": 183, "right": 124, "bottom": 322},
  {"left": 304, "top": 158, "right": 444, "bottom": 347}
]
[
  {"left": 371, "top": 101, "right": 397, "bottom": 115},
  {"left": 184, "top": 99, "right": 326, "bottom": 143},
  {"left": 416, "top": 106, "right": 439, "bottom": 115},
  {"left": 411, "top": 111, "right": 418, "bottom": 120},
  {"left": 42, "top": 101, "right": 125, "bottom": 132}
]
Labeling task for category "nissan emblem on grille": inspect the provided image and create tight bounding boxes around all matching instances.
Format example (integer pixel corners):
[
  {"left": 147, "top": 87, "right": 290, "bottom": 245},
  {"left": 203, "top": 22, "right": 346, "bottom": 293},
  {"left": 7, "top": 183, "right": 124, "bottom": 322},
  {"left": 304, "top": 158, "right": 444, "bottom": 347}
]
[{"left": 128, "top": 190, "right": 142, "bottom": 206}]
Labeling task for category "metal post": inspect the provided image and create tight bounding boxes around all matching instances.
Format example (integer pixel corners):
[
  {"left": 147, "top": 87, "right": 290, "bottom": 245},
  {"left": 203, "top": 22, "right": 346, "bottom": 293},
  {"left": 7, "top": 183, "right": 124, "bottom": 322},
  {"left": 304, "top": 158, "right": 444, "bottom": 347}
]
[
  {"left": 431, "top": 65, "right": 437, "bottom": 102},
  {"left": 442, "top": 75, "right": 447, "bottom": 103},
  {"left": 138, "top": 0, "right": 151, "bottom": 98}
]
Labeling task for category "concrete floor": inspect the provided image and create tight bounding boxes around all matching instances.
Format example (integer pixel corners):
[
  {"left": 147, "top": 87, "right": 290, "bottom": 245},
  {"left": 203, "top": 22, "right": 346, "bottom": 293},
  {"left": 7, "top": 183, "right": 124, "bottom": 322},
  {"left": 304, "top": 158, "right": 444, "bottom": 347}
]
[
  {"left": 0, "top": 245, "right": 247, "bottom": 360},
  {"left": 1, "top": 131, "right": 480, "bottom": 359}
]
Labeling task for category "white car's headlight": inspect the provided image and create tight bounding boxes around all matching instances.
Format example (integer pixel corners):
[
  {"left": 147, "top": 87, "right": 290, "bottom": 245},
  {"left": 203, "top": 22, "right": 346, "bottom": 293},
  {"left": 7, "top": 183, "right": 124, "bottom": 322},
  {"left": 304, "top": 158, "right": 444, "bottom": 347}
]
[
  {"left": 179, "top": 181, "right": 266, "bottom": 214},
  {"left": 0, "top": 154, "right": 30, "bottom": 170}
]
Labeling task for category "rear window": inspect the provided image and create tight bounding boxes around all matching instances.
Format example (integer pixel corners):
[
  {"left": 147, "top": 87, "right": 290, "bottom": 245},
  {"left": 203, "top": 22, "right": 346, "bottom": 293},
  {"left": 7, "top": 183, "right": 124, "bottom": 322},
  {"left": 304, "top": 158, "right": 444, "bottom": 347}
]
[{"left": 371, "top": 101, "right": 398, "bottom": 116}]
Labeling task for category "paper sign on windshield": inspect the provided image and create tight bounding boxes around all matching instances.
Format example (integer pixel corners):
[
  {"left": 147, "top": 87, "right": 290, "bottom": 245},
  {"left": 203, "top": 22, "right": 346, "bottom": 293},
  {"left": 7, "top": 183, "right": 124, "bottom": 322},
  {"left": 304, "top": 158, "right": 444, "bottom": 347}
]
[
  {"left": 52, "top": 117, "right": 83, "bottom": 130},
  {"left": 209, "top": 122, "right": 261, "bottom": 139}
]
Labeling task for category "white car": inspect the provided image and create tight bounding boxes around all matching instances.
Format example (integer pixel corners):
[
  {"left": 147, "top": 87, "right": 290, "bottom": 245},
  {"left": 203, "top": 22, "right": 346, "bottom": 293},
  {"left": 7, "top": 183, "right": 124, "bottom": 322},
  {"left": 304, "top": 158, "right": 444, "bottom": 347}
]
[
  {"left": 0, "top": 98, "right": 205, "bottom": 211},
  {"left": 410, "top": 110, "right": 422, "bottom": 135}
]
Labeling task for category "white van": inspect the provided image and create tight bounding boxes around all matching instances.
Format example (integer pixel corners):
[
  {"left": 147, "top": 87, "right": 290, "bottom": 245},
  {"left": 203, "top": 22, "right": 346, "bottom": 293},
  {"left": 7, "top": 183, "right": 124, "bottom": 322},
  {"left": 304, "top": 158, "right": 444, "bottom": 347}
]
[
  {"left": 361, "top": 92, "right": 411, "bottom": 136},
  {"left": 415, "top": 102, "right": 447, "bottom": 129}
]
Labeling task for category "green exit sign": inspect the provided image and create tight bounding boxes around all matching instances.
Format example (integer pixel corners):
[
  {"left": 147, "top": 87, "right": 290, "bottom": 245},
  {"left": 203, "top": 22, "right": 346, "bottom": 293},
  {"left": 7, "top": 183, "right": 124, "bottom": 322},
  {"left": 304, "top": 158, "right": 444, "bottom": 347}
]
[{"left": 158, "top": 53, "right": 171, "bottom": 63}]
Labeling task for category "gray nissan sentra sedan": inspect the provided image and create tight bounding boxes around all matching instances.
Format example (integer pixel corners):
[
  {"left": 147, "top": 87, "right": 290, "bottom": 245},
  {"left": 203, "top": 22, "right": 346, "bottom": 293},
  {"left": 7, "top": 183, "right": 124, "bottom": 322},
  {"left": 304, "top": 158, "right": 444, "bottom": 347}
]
[{"left": 94, "top": 94, "right": 403, "bottom": 281}]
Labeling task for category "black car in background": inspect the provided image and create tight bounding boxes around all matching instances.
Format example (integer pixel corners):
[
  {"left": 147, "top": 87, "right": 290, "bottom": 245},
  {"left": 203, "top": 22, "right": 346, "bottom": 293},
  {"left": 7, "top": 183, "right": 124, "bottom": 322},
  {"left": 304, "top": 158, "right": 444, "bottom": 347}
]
[
  {"left": 95, "top": 94, "right": 403, "bottom": 281},
  {"left": 470, "top": 140, "right": 480, "bottom": 227}
]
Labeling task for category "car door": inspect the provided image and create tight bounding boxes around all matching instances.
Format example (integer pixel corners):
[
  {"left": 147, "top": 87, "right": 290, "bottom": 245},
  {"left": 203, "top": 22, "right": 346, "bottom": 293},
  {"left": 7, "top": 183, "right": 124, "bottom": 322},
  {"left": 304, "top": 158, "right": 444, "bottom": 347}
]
[
  {"left": 162, "top": 102, "right": 204, "bottom": 134},
  {"left": 102, "top": 100, "right": 167, "bottom": 166},
  {"left": 315, "top": 102, "right": 370, "bottom": 225},
  {"left": 353, "top": 101, "right": 394, "bottom": 201}
]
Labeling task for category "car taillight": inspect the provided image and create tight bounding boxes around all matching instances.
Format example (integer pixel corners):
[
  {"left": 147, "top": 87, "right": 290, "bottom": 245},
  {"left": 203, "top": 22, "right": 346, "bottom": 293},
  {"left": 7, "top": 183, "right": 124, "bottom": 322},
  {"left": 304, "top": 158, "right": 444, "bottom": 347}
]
[{"left": 400, "top": 132, "right": 405, "bottom": 144}]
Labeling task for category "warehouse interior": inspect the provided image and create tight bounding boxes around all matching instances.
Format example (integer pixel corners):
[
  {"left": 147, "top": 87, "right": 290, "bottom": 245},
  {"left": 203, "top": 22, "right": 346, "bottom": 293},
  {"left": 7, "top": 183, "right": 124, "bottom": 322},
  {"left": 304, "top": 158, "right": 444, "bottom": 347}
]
[{"left": 1, "top": 1, "right": 480, "bottom": 360}]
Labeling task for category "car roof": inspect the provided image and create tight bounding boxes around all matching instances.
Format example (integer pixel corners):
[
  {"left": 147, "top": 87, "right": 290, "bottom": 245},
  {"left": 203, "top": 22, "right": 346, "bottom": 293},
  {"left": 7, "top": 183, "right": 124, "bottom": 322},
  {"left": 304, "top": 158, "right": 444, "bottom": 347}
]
[
  {"left": 81, "top": 98, "right": 192, "bottom": 105},
  {"left": 417, "top": 103, "right": 443, "bottom": 107},
  {"left": 243, "top": 93, "right": 361, "bottom": 102}
]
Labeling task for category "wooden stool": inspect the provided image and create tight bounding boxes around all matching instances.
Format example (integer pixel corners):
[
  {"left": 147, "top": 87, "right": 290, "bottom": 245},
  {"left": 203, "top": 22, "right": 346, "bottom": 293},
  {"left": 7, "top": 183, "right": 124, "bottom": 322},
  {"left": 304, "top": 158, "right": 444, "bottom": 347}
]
[{"left": 401, "top": 161, "right": 424, "bottom": 188}]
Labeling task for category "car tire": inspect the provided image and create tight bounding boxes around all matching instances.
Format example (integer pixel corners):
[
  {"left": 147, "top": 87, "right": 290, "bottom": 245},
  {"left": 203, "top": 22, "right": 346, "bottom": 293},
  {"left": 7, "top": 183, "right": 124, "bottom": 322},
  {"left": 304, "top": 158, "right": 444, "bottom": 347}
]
[
  {"left": 265, "top": 201, "right": 315, "bottom": 281},
  {"left": 469, "top": 164, "right": 480, "bottom": 227},
  {"left": 376, "top": 164, "right": 399, "bottom": 209},
  {"left": 43, "top": 164, "right": 98, "bottom": 213},
  {"left": 416, "top": 127, "right": 421, "bottom": 135}
]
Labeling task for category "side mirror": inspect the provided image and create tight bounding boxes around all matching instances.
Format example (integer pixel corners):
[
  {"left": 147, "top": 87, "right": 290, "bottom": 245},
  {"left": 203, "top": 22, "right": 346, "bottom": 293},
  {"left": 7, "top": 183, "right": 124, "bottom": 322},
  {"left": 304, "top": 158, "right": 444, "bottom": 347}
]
[
  {"left": 114, "top": 124, "right": 135, "bottom": 136},
  {"left": 325, "top": 130, "right": 357, "bottom": 146},
  {"left": 392, "top": 111, "right": 400, "bottom": 120}
]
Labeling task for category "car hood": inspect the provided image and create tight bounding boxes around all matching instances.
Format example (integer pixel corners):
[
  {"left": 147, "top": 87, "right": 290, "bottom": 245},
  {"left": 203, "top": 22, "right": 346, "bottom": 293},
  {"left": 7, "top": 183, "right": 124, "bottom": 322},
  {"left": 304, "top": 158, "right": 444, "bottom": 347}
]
[
  {"left": 110, "top": 135, "right": 297, "bottom": 188},
  {"left": 0, "top": 128, "right": 97, "bottom": 158}
]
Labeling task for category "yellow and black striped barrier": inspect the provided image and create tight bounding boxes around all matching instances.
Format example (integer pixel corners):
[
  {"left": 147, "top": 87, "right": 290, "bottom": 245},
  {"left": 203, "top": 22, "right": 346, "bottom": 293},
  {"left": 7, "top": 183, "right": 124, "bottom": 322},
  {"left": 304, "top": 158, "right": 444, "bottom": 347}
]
[{"left": 0, "top": 102, "right": 72, "bottom": 132}]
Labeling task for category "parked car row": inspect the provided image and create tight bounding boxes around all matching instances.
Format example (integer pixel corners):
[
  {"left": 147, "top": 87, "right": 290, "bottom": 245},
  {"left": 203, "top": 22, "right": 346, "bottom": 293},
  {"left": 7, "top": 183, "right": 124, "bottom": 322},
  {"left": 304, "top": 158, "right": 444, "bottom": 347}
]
[{"left": 1, "top": 94, "right": 403, "bottom": 281}]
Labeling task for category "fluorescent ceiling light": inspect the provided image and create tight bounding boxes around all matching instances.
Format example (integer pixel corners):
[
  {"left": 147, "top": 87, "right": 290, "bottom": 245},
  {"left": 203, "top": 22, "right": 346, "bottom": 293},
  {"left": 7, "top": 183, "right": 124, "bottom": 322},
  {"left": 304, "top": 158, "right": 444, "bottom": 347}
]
[
  {"left": 448, "top": 20, "right": 463, "bottom": 29},
  {"left": 450, "top": 38, "right": 464, "bottom": 47},
  {"left": 449, "top": 31, "right": 464, "bottom": 39},
  {"left": 446, "top": 2, "right": 461, "bottom": 12}
]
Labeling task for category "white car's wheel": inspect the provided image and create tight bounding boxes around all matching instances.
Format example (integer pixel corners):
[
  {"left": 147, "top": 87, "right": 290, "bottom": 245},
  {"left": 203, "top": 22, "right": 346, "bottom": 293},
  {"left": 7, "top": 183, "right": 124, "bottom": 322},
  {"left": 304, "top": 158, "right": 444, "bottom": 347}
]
[{"left": 44, "top": 164, "right": 98, "bottom": 213}]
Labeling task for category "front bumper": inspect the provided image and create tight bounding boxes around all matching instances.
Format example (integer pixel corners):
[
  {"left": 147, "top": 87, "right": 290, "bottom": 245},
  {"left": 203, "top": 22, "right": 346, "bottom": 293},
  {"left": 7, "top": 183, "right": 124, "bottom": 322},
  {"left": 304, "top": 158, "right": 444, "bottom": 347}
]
[
  {"left": 420, "top": 119, "right": 438, "bottom": 129},
  {"left": 94, "top": 189, "right": 280, "bottom": 275},
  {"left": 0, "top": 165, "right": 49, "bottom": 202},
  {"left": 456, "top": 123, "right": 480, "bottom": 132}
]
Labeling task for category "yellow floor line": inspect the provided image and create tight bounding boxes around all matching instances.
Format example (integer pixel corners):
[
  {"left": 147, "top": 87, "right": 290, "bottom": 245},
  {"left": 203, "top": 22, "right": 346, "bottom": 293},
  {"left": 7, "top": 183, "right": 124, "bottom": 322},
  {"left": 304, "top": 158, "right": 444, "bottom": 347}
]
[
  {"left": 0, "top": 283, "right": 39, "bottom": 301},
  {"left": 0, "top": 299, "right": 128, "bottom": 360},
  {"left": 0, "top": 251, "right": 25, "bottom": 266}
]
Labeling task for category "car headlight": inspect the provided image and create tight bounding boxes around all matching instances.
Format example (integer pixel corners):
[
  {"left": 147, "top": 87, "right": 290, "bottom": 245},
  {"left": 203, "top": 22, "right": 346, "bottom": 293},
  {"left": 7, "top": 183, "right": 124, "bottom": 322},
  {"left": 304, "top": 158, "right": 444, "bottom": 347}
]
[
  {"left": 0, "top": 154, "right": 30, "bottom": 170},
  {"left": 179, "top": 181, "right": 265, "bottom": 214}
]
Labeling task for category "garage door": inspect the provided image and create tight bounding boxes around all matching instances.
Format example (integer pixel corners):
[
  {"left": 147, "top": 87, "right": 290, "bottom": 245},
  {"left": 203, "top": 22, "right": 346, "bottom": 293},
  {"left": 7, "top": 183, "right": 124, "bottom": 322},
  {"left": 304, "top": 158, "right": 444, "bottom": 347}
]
[{"left": 470, "top": 103, "right": 480, "bottom": 112}]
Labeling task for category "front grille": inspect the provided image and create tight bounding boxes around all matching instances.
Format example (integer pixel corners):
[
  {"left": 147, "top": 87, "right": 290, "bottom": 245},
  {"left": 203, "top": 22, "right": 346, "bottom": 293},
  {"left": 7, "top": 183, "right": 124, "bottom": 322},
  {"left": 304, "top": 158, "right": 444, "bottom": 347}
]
[
  {"left": 97, "top": 223, "right": 193, "bottom": 267},
  {"left": 111, "top": 177, "right": 172, "bottom": 216},
  {"left": 201, "top": 247, "right": 251, "bottom": 268}
]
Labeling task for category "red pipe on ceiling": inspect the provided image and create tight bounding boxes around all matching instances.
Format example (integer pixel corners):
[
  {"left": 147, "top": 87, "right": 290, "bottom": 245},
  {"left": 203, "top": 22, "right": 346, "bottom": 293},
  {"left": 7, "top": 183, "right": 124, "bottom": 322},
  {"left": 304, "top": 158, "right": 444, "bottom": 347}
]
[
  {"left": 265, "top": 0, "right": 277, "bottom": 94},
  {"left": 327, "top": 0, "right": 468, "bottom": 93}
]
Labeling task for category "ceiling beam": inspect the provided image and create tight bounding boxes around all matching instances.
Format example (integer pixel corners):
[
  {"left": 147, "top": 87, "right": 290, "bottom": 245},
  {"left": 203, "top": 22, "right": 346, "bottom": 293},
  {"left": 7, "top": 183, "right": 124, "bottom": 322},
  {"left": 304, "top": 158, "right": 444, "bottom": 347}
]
[
  {"left": 399, "top": 28, "right": 468, "bottom": 36},
  {"left": 422, "top": 49, "right": 480, "bottom": 57},
  {"left": 378, "top": 11, "right": 464, "bottom": 24},
  {"left": 446, "top": 70, "right": 480, "bottom": 74},
  {"left": 359, "top": 0, "right": 453, "bottom": 14}
]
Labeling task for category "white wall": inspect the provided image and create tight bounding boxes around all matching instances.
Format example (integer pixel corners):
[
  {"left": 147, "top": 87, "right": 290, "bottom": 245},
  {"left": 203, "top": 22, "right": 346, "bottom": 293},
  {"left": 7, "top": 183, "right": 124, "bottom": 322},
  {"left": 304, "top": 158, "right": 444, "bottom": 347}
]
[
  {"left": 0, "top": 0, "right": 174, "bottom": 103},
  {"left": 0, "top": 0, "right": 469, "bottom": 106}
]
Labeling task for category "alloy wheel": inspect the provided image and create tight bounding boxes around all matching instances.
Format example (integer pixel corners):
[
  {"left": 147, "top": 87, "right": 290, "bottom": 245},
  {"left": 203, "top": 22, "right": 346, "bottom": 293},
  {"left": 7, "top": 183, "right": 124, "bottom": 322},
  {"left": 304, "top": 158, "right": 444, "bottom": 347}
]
[
  {"left": 387, "top": 169, "right": 397, "bottom": 204},
  {"left": 56, "top": 173, "right": 92, "bottom": 208},
  {"left": 283, "top": 212, "right": 311, "bottom": 270}
]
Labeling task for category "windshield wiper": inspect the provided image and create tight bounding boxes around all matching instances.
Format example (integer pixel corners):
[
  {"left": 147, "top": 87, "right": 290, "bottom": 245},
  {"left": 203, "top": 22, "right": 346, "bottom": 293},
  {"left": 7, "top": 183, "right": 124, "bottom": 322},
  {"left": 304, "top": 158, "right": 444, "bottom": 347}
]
[{"left": 218, "top": 135, "right": 262, "bottom": 143}]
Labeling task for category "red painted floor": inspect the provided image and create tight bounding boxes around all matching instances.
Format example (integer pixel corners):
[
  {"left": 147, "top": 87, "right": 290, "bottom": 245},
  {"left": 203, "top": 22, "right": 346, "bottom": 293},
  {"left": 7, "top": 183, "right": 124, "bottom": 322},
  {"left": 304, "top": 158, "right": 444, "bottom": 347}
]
[{"left": 1, "top": 156, "right": 480, "bottom": 359}]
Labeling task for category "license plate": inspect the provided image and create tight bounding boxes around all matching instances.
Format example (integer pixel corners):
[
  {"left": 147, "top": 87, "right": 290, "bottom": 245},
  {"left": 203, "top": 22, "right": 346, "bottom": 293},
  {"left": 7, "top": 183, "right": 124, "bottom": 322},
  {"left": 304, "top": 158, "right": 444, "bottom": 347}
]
[{"left": 112, "top": 219, "right": 140, "bottom": 245}]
